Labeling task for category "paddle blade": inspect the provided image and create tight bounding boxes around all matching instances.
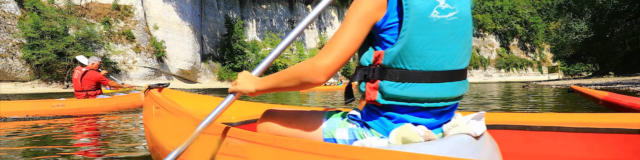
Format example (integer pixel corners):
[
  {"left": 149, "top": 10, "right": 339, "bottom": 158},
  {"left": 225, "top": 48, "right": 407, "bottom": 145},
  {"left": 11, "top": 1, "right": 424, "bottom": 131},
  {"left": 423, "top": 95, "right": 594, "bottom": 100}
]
[
  {"left": 75, "top": 55, "right": 89, "bottom": 65},
  {"left": 138, "top": 66, "right": 199, "bottom": 84}
]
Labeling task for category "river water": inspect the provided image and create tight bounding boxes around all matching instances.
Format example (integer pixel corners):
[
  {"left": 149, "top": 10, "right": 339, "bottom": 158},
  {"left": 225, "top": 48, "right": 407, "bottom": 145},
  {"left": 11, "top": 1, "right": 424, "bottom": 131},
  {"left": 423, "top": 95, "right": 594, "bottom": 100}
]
[{"left": 0, "top": 82, "right": 617, "bottom": 159}]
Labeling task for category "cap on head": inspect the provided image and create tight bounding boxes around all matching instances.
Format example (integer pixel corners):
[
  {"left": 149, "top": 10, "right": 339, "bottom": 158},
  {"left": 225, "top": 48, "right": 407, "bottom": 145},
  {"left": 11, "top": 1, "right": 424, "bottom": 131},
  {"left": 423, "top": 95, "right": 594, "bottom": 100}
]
[{"left": 88, "top": 56, "right": 101, "bottom": 64}]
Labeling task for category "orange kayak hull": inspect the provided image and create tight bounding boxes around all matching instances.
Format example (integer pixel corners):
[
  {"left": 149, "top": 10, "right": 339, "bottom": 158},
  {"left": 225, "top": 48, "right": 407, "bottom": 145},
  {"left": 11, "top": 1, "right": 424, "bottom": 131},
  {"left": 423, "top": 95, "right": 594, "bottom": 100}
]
[
  {"left": 143, "top": 89, "right": 640, "bottom": 160},
  {"left": 143, "top": 89, "right": 468, "bottom": 160},
  {"left": 0, "top": 93, "right": 143, "bottom": 117},
  {"left": 571, "top": 85, "right": 640, "bottom": 112}
]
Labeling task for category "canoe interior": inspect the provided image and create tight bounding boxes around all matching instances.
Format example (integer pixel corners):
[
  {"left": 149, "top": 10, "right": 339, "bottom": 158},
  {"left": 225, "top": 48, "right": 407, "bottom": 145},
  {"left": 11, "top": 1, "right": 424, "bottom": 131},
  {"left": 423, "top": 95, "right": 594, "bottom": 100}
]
[{"left": 225, "top": 119, "right": 640, "bottom": 160}]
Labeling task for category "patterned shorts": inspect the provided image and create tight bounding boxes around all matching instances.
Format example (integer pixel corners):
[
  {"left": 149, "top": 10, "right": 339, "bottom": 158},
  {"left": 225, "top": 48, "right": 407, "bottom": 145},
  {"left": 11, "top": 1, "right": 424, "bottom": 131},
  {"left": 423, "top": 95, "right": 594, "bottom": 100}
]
[{"left": 322, "top": 110, "right": 383, "bottom": 145}]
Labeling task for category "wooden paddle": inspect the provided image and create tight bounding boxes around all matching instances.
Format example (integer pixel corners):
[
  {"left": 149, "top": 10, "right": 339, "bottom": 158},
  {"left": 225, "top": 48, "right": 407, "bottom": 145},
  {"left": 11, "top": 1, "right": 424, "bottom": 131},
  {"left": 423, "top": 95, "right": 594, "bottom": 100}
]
[{"left": 163, "top": 0, "right": 335, "bottom": 159}]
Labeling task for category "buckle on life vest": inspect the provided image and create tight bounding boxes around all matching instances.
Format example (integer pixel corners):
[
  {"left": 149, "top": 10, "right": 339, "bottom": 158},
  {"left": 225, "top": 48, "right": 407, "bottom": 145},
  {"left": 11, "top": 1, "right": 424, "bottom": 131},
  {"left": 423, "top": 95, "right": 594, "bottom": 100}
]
[{"left": 365, "top": 65, "right": 381, "bottom": 82}]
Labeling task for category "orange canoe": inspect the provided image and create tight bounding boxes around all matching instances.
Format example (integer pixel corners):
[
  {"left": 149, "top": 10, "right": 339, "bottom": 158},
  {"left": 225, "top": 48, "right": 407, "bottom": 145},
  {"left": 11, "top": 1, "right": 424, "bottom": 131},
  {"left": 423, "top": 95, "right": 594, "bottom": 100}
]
[
  {"left": 143, "top": 89, "right": 640, "bottom": 160},
  {"left": 0, "top": 92, "right": 143, "bottom": 118},
  {"left": 571, "top": 85, "right": 640, "bottom": 112},
  {"left": 299, "top": 85, "right": 347, "bottom": 92}
]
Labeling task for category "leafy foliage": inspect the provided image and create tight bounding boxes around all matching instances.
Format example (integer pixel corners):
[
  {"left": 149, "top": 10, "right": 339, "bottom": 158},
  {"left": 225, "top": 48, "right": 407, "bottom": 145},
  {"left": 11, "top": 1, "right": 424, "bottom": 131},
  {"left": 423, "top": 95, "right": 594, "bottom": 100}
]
[
  {"left": 216, "top": 66, "right": 238, "bottom": 81},
  {"left": 550, "top": 0, "right": 640, "bottom": 75},
  {"left": 217, "top": 16, "right": 255, "bottom": 73},
  {"left": 122, "top": 29, "right": 135, "bottom": 41},
  {"left": 473, "top": 0, "right": 557, "bottom": 50},
  {"left": 474, "top": 0, "right": 640, "bottom": 75},
  {"left": 149, "top": 36, "right": 166, "bottom": 59},
  {"left": 560, "top": 62, "right": 597, "bottom": 77},
  {"left": 215, "top": 17, "right": 313, "bottom": 81},
  {"left": 18, "top": 0, "right": 119, "bottom": 82},
  {"left": 469, "top": 48, "right": 489, "bottom": 70},
  {"left": 340, "top": 57, "right": 357, "bottom": 78},
  {"left": 495, "top": 48, "right": 534, "bottom": 72}
]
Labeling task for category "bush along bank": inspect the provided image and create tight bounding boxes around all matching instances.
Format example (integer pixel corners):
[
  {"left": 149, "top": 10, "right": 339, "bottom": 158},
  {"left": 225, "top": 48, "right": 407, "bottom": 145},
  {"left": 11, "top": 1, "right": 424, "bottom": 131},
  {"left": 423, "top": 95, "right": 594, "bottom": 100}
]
[
  {"left": 211, "top": 16, "right": 356, "bottom": 81},
  {"left": 15, "top": 0, "right": 156, "bottom": 82}
]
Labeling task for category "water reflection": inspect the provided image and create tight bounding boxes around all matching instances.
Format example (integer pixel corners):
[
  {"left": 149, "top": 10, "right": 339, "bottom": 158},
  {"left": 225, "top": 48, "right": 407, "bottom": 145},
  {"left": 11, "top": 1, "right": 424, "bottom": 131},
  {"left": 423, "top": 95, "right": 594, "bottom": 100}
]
[
  {"left": 0, "top": 110, "right": 150, "bottom": 159},
  {"left": 184, "top": 82, "right": 614, "bottom": 113},
  {"left": 461, "top": 83, "right": 613, "bottom": 112},
  {"left": 0, "top": 82, "right": 618, "bottom": 159}
]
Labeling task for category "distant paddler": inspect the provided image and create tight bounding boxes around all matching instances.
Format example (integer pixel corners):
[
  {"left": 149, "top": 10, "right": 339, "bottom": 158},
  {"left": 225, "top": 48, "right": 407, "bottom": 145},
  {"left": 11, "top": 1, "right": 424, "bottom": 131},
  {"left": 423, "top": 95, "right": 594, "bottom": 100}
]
[{"left": 72, "top": 56, "right": 132, "bottom": 99}]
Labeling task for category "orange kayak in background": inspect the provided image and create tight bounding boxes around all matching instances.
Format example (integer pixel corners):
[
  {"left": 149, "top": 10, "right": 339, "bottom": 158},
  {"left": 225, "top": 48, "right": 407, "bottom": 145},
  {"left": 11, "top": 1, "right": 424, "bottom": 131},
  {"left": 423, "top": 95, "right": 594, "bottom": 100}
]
[
  {"left": 0, "top": 92, "right": 143, "bottom": 118},
  {"left": 299, "top": 85, "right": 347, "bottom": 92},
  {"left": 571, "top": 85, "right": 640, "bottom": 112},
  {"left": 143, "top": 88, "right": 640, "bottom": 160}
]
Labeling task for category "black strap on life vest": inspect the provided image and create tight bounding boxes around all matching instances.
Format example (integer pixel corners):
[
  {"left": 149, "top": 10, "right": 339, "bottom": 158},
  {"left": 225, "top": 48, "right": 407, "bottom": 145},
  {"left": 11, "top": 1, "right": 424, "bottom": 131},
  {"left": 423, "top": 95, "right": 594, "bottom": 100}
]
[{"left": 344, "top": 65, "right": 468, "bottom": 104}]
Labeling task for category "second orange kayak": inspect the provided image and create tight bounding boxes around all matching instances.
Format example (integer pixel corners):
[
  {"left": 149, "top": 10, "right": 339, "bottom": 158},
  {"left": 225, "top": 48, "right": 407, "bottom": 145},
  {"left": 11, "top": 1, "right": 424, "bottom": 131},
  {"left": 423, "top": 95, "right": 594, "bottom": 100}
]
[
  {"left": 571, "top": 85, "right": 640, "bottom": 112},
  {"left": 0, "top": 92, "right": 143, "bottom": 118}
]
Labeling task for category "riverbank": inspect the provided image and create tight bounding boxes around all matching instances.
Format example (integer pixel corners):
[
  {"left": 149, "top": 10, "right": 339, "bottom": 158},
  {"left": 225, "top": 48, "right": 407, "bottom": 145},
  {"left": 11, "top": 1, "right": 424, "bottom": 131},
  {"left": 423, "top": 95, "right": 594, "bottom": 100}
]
[
  {"left": 0, "top": 80, "right": 231, "bottom": 94},
  {"left": 3, "top": 75, "right": 639, "bottom": 95},
  {"left": 533, "top": 75, "right": 640, "bottom": 96}
]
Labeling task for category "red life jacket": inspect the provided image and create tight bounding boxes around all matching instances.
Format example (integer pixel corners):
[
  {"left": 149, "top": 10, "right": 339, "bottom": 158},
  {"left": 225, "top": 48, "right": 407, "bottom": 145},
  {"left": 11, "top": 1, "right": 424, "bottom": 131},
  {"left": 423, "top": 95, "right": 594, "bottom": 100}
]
[{"left": 72, "top": 66, "right": 102, "bottom": 99}]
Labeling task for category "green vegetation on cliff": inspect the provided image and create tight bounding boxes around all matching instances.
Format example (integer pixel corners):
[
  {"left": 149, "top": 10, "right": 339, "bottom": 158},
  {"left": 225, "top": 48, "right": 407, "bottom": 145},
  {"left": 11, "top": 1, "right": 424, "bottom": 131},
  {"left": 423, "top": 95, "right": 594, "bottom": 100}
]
[
  {"left": 474, "top": 0, "right": 640, "bottom": 76},
  {"left": 15, "top": 0, "right": 157, "bottom": 82},
  {"left": 469, "top": 47, "right": 489, "bottom": 70},
  {"left": 495, "top": 48, "right": 534, "bottom": 72},
  {"left": 214, "top": 16, "right": 355, "bottom": 81},
  {"left": 18, "top": 0, "right": 120, "bottom": 82}
]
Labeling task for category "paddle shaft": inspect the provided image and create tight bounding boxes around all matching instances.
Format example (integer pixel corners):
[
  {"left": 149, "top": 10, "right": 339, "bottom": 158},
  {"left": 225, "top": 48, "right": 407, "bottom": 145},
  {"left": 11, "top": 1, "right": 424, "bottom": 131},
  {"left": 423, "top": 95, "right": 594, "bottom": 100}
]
[
  {"left": 101, "top": 69, "right": 124, "bottom": 84},
  {"left": 163, "top": 0, "right": 334, "bottom": 159}
]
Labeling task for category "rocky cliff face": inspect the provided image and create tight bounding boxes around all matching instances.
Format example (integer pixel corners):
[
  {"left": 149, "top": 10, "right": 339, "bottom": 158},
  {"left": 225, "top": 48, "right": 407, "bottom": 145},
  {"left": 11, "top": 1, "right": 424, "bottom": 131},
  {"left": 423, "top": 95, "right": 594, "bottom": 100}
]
[
  {"left": 0, "top": 0, "right": 32, "bottom": 81},
  {"left": 1, "top": 0, "right": 558, "bottom": 82},
  {"left": 146, "top": 0, "right": 345, "bottom": 81},
  {"left": 469, "top": 33, "right": 559, "bottom": 82}
]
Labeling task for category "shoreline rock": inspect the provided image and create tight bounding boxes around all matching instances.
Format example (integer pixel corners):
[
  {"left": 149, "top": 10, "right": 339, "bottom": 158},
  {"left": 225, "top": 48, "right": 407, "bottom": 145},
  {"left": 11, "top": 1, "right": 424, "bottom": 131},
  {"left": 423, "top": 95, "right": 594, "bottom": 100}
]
[{"left": 533, "top": 75, "right": 640, "bottom": 96}]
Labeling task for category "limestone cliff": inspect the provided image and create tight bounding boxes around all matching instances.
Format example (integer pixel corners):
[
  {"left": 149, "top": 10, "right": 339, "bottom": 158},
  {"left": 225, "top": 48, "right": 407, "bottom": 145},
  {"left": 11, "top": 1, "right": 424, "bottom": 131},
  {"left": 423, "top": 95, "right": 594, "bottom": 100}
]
[
  {"left": 0, "top": 0, "right": 32, "bottom": 81},
  {"left": 1, "top": 0, "right": 558, "bottom": 83},
  {"left": 145, "top": 0, "right": 346, "bottom": 82},
  {"left": 469, "top": 33, "right": 560, "bottom": 82}
]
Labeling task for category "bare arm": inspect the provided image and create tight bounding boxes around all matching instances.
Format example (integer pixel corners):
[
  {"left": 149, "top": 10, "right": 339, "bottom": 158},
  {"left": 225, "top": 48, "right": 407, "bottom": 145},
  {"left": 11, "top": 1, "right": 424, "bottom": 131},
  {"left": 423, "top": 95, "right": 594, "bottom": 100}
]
[
  {"left": 230, "top": 0, "right": 386, "bottom": 96},
  {"left": 107, "top": 81, "right": 131, "bottom": 88}
]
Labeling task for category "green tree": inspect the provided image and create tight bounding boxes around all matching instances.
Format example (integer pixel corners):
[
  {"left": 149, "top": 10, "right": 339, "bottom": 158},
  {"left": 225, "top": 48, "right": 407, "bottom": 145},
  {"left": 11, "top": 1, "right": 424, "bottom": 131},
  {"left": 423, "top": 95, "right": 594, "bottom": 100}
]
[
  {"left": 220, "top": 16, "right": 256, "bottom": 71},
  {"left": 18, "top": 0, "right": 115, "bottom": 82},
  {"left": 550, "top": 0, "right": 640, "bottom": 75},
  {"left": 340, "top": 57, "right": 357, "bottom": 79},
  {"left": 473, "top": 0, "right": 558, "bottom": 51},
  {"left": 469, "top": 48, "right": 489, "bottom": 70},
  {"left": 474, "top": 0, "right": 640, "bottom": 75},
  {"left": 216, "top": 16, "right": 256, "bottom": 80},
  {"left": 150, "top": 36, "right": 166, "bottom": 59}
]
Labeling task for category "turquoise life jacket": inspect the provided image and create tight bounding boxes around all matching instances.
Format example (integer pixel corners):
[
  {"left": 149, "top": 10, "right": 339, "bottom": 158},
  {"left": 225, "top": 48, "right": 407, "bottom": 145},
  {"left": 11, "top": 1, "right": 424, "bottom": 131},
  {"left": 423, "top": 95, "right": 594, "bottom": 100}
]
[{"left": 345, "top": 0, "right": 472, "bottom": 107}]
